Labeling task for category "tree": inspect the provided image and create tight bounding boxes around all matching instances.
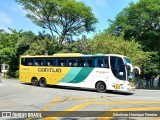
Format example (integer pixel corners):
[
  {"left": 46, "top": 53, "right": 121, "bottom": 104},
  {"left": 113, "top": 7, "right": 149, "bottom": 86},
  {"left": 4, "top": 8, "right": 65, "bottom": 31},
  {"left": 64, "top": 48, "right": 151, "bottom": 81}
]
[
  {"left": 59, "top": 35, "right": 91, "bottom": 54},
  {"left": 0, "top": 29, "right": 23, "bottom": 77},
  {"left": 16, "top": 0, "right": 98, "bottom": 44},
  {"left": 106, "top": 0, "right": 160, "bottom": 86},
  {"left": 26, "top": 32, "right": 60, "bottom": 55},
  {"left": 89, "top": 32, "right": 154, "bottom": 88},
  {"left": 89, "top": 33, "right": 151, "bottom": 69},
  {"left": 0, "top": 29, "right": 21, "bottom": 64},
  {"left": 107, "top": 0, "right": 160, "bottom": 52},
  {"left": 15, "top": 31, "right": 36, "bottom": 55},
  {"left": 0, "top": 28, "right": 61, "bottom": 78}
]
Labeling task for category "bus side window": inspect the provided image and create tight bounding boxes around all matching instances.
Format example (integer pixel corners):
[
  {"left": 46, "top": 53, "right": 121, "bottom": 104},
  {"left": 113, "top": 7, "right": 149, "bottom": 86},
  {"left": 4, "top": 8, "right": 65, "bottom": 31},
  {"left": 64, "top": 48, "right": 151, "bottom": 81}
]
[
  {"left": 47, "top": 62, "right": 51, "bottom": 66},
  {"left": 84, "top": 62, "right": 88, "bottom": 67},
  {"left": 93, "top": 58, "right": 98, "bottom": 67},
  {"left": 58, "top": 59, "right": 67, "bottom": 66},
  {"left": 40, "top": 61, "right": 44, "bottom": 66},
  {"left": 87, "top": 58, "right": 93, "bottom": 67},
  {"left": 74, "top": 62, "right": 78, "bottom": 67},
  {"left": 27, "top": 59, "right": 33, "bottom": 66},
  {"left": 68, "top": 59, "right": 77, "bottom": 67},
  {"left": 35, "top": 61, "right": 39, "bottom": 66},
  {"left": 105, "top": 57, "right": 109, "bottom": 68},
  {"left": 77, "top": 58, "right": 84, "bottom": 67},
  {"left": 110, "top": 57, "right": 117, "bottom": 77},
  {"left": 83, "top": 60, "right": 87, "bottom": 67},
  {"left": 28, "top": 62, "right": 32, "bottom": 66},
  {"left": 69, "top": 61, "right": 72, "bottom": 66},
  {"left": 34, "top": 59, "right": 44, "bottom": 66},
  {"left": 45, "top": 59, "right": 54, "bottom": 66},
  {"left": 21, "top": 58, "right": 28, "bottom": 66},
  {"left": 97, "top": 59, "right": 103, "bottom": 67}
]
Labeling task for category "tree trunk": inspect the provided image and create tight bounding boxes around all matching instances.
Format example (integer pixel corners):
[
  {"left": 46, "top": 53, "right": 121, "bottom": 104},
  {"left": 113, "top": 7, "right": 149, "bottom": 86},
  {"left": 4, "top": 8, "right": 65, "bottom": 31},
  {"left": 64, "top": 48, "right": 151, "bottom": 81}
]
[{"left": 146, "top": 80, "right": 149, "bottom": 89}]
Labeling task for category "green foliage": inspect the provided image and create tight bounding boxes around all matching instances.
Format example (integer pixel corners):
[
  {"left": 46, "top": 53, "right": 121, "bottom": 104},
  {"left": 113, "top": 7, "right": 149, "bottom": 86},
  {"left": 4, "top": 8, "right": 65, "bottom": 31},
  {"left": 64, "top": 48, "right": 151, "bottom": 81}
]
[
  {"left": 107, "top": 0, "right": 160, "bottom": 79},
  {"left": 16, "top": 0, "right": 98, "bottom": 44},
  {"left": 108, "top": 0, "right": 160, "bottom": 51},
  {"left": 0, "top": 29, "right": 20, "bottom": 64},
  {"left": 15, "top": 31, "right": 35, "bottom": 55},
  {"left": 59, "top": 35, "right": 91, "bottom": 54},
  {"left": 89, "top": 33, "right": 151, "bottom": 71},
  {"left": 24, "top": 31, "right": 60, "bottom": 55},
  {"left": 0, "top": 29, "right": 59, "bottom": 78},
  {"left": 26, "top": 38, "right": 57, "bottom": 55},
  {"left": 0, "top": 29, "right": 30, "bottom": 77}
]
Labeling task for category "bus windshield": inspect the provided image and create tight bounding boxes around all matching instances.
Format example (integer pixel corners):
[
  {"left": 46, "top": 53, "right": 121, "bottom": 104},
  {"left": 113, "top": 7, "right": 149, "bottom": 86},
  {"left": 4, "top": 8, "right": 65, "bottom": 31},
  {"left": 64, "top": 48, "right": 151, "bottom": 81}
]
[
  {"left": 124, "top": 57, "right": 132, "bottom": 64},
  {"left": 124, "top": 57, "right": 135, "bottom": 81}
]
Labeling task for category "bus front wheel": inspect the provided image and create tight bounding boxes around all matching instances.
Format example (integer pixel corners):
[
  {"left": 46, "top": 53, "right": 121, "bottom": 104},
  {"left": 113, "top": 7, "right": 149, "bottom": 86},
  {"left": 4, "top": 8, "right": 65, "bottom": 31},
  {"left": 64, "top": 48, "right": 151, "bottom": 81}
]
[
  {"left": 96, "top": 82, "right": 106, "bottom": 93},
  {"left": 39, "top": 78, "right": 47, "bottom": 87},
  {"left": 31, "top": 77, "right": 39, "bottom": 86}
]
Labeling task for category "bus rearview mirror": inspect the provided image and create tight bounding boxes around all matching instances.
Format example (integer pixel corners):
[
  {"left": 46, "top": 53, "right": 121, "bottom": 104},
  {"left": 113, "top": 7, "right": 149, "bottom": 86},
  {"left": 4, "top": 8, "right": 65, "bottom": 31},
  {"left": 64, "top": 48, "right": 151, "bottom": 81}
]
[{"left": 134, "top": 66, "right": 141, "bottom": 75}]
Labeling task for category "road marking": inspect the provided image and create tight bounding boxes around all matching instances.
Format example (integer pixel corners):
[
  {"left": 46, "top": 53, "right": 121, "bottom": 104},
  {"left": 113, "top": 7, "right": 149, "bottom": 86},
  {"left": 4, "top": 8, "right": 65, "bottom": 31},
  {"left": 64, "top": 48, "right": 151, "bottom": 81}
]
[
  {"left": 43, "top": 102, "right": 90, "bottom": 120},
  {"left": 40, "top": 96, "right": 103, "bottom": 112},
  {"left": 69, "top": 97, "right": 105, "bottom": 101},
  {"left": 89, "top": 101, "right": 160, "bottom": 105},
  {"left": 40, "top": 96, "right": 60, "bottom": 112},
  {"left": 26, "top": 96, "right": 69, "bottom": 120},
  {"left": 98, "top": 107, "right": 160, "bottom": 120},
  {"left": 43, "top": 101, "right": 160, "bottom": 120},
  {"left": 38, "top": 96, "right": 104, "bottom": 120}
]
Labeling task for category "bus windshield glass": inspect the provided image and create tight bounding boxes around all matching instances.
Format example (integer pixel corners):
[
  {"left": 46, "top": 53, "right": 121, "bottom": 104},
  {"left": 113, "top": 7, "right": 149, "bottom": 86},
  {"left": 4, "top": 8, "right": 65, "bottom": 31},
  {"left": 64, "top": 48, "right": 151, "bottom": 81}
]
[
  {"left": 124, "top": 57, "right": 132, "bottom": 64},
  {"left": 124, "top": 57, "right": 135, "bottom": 81}
]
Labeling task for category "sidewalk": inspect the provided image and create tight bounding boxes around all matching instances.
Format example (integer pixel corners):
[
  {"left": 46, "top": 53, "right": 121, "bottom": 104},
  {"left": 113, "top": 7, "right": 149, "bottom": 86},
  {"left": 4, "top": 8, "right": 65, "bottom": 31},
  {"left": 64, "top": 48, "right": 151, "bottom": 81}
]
[{"left": 0, "top": 73, "right": 5, "bottom": 87}]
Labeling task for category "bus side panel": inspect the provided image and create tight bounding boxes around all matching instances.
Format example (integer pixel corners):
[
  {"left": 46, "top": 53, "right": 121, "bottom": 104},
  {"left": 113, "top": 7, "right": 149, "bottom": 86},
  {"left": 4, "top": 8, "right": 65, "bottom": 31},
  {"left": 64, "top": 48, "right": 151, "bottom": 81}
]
[
  {"left": 58, "top": 67, "right": 82, "bottom": 87},
  {"left": 58, "top": 67, "right": 94, "bottom": 87},
  {"left": 79, "top": 68, "right": 111, "bottom": 89},
  {"left": 50, "top": 67, "right": 71, "bottom": 85},
  {"left": 19, "top": 65, "right": 31, "bottom": 83},
  {"left": 19, "top": 72, "right": 28, "bottom": 83}
]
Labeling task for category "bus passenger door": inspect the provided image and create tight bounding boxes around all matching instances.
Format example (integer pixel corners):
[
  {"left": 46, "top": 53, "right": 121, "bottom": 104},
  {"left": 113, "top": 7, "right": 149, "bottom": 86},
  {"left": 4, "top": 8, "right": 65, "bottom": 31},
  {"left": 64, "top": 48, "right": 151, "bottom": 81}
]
[{"left": 110, "top": 57, "right": 127, "bottom": 90}]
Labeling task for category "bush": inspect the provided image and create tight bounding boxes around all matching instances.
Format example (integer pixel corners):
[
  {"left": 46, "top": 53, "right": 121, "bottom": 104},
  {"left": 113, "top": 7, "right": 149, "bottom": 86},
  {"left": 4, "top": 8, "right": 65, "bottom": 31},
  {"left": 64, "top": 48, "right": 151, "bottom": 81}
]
[
  {"left": 7, "top": 70, "right": 19, "bottom": 78},
  {"left": 15, "top": 70, "right": 19, "bottom": 78}
]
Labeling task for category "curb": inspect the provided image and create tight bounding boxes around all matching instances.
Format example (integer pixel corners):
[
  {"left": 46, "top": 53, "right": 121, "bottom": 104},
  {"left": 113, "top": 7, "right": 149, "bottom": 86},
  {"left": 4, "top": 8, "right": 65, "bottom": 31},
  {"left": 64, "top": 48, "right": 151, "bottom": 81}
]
[{"left": 136, "top": 89, "right": 160, "bottom": 92}]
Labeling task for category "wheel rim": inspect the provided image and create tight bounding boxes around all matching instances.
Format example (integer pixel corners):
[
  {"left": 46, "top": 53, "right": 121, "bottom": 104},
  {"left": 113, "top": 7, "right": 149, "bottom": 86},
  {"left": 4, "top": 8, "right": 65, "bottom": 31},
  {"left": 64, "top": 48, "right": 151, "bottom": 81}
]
[
  {"left": 99, "top": 84, "right": 105, "bottom": 91},
  {"left": 41, "top": 79, "right": 45, "bottom": 84},
  {"left": 40, "top": 78, "right": 46, "bottom": 87},
  {"left": 33, "top": 80, "right": 36, "bottom": 84},
  {"left": 32, "top": 78, "right": 38, "bottom": 86}
]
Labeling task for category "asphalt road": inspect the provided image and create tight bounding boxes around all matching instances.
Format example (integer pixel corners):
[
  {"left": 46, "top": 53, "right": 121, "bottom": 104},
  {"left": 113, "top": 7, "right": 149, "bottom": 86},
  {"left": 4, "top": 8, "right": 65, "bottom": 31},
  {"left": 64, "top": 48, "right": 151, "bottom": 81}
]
[{"left": 0, "top": 78, "right": 160, "bottom": 120}]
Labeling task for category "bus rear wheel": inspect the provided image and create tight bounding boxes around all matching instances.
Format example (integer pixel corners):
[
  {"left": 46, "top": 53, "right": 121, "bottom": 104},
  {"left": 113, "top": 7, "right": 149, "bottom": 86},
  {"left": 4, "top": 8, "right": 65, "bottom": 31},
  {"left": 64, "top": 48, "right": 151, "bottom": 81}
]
[
  {"left": 39, "top": 78, "right": 47, "bottom": 87},
  {"left": 31, "top": 77, "right": 39, "bottom": 86},
  {"left": 96, "top": 82, "right": 106, "bottom": 93}
]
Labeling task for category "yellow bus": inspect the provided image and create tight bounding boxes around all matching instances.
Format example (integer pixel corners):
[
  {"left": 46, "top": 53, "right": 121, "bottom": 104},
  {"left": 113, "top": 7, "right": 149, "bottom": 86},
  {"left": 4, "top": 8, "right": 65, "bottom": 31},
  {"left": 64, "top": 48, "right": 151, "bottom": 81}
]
[{"left": 19, "top": 53, "right": 140, "bottom": 93}]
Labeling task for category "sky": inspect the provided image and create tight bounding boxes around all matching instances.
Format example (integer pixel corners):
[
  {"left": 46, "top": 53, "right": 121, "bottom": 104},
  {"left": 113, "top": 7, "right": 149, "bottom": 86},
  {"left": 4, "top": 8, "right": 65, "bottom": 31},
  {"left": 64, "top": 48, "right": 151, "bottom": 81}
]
[{"left": 0, "top": 0, "right": 139, "bottom": 38}]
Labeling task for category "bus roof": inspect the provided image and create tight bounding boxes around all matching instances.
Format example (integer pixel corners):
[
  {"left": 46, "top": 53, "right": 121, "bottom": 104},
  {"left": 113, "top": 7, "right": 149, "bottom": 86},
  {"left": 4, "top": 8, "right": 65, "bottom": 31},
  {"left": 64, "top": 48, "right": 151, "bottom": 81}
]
[{"left": 21, "top": 53, "right": 127, "bottom": 58}]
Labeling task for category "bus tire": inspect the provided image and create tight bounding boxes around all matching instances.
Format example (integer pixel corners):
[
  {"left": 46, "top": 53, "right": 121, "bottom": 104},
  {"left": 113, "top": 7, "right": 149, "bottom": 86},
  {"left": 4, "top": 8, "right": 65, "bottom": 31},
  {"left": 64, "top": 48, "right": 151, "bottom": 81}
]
[
  {"left": 96, "top": 81, "right": 106, "bottom": 93},
  {"left": 39, "top": 77, "right": 47, "bottom": 87},
  {"left": 31, "top": 77, "right": 39, "bottom": 86}
]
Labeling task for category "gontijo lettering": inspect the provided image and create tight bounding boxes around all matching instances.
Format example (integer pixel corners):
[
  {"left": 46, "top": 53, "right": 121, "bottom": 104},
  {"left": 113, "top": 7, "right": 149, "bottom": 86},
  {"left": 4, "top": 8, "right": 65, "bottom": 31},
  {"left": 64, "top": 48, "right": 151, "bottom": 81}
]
[{"left": 38, "top": 68, "right": 61, "bottom": 73}]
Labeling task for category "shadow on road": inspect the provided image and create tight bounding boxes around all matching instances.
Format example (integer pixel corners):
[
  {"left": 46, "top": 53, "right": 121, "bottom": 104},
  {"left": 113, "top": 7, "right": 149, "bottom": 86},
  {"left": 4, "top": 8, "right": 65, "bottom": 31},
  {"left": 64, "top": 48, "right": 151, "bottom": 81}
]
[{"left": 21, "top": 83, "right": 133, "bottom": 96}]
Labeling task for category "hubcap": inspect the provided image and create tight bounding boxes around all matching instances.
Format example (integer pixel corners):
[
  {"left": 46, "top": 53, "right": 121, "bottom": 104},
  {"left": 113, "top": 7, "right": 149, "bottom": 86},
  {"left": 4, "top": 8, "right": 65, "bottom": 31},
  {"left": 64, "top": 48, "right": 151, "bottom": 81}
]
[
  {"left": 100, "top": 84, "right": 104, "bottom": 90},
  {"left": 41, "top": 79, "right": 45, "bottom": 84}
]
